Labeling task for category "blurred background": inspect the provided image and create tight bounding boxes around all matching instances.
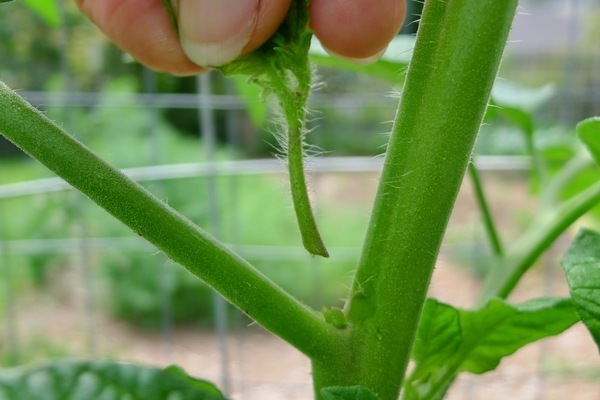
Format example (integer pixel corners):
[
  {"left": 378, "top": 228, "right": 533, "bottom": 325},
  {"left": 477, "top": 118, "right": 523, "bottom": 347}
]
[{"left": 0, "top": 0, "right": 599, "bottom": 398}]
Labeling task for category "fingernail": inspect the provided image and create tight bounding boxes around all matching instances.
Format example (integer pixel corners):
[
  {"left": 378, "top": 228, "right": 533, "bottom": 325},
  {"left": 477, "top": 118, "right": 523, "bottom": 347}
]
[
  {"left": 323, "top": 46, "right": 388, "bottom": 65},
  {"left": 176, "top": 0, "right": 258, "bottom": 67}
]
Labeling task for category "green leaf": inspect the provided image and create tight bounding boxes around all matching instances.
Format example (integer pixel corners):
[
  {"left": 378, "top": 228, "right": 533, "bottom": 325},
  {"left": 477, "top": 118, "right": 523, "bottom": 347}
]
[
  {"left": 404, "top": 297, "right": 579, "bottom": 400},
  {"left": 0, "top": 360, "right": 226, "bottom": 399},
  {"left": 231, "top": 75, "right": 268, "bottom": 127},
  {"left": 577, "top": 117, "right": 600, "bottom": 167},
  {"left": 321, "top": 386, "right": 381, "bottom": 400},
  {"left": 561, "top": 228, "right": 600, "bottom": 351},
  {"left": 21, "top": 0, "right": 60, "bottom": 27},
  {"left": 0, "top": 0, "right": 15, "bottom": 4},
  {"left": 490, "top": 81, "right": 555, "bottom": 136}
]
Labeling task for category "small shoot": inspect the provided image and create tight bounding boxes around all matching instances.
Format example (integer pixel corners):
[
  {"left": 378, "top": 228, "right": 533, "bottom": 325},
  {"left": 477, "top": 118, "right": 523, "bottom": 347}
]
[{"left": 163, "top": 0, "right": 328, "bottom": 257}]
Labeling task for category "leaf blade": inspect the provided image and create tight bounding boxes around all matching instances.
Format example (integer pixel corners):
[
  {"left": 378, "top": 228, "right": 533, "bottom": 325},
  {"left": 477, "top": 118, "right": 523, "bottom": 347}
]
[
  {"left": 561, "top": 228, "right": 600, "bottom": 351},
  {"left": 0, "top": 360, "right": 226, "bottom": 400},
  {"left": 577, "top": 117, "right": 600, "bottom": 167},
  {"left": 404, "top": 297, "right": 579, "bottom": 400},
  {"left": 21, "top": 0, "right": 60, "bottom": 27}
]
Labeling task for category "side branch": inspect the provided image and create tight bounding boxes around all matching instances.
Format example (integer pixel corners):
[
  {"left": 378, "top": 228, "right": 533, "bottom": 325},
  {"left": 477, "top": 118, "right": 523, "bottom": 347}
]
[{"left": 0, "top": 81, "right": 341, "bottom": 360}]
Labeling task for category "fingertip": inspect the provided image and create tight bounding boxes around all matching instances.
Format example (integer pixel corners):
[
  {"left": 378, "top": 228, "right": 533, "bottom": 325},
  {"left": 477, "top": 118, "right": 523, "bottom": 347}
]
[
  {"left": 241, "top": 0, "right": 292, "bottom": 55},
  {"left": 311, "top": 0, "right": 406, "bottom": 61},
  {"left": 77, "top": 0, "right": 205, "bottom": 75}
]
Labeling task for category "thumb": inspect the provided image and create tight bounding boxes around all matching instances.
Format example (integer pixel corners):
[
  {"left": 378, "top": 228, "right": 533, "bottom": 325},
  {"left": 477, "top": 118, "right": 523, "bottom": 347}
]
[
  {"left": 173, "top": 0, "right": 291, "bottom": 68},
  {"left": 174, "top": 0, "right": 257, "bottom": 67}
]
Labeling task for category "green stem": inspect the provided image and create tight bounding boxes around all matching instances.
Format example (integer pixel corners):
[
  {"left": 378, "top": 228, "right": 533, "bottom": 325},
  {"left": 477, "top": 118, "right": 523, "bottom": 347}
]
[
  {"left": 525, "top": 128, "right": 549, "bottom": 184},
  {"left": 540, "top": 153, "right": 592, "bottom": 209},
  {"left": 479, "top": 178, "right": 600, "bottom": 302},
  {"left": 269, "top": 68, "right": 329, "bottom": 258},
  {"left": 0, "top": 81, "right": 342, "bottom": 361},
  {"left": 468, "top": 162, "right": 504, "bottom": 257},
  {"left": 313, "top": 1, "right": 518, "bottom": 398},
  {"left": 218, "top": 0, "right": 328, "bottom": 258}
]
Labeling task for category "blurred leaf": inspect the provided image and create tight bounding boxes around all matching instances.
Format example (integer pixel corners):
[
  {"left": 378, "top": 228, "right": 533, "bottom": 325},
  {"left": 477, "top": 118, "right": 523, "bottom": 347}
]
[
  {"left": 21, "top": 0, "right": 59, "bottom": 27},
  {"left": 0, "top": 0, "right": 15, "bottom": 3},
  {"left": 321, "top": 386, "right": 381, "bottom": 400},
  {"left": 404, "top": 297, "right": 578, "bottom": 399},
  {"left": 232, "top": 75, "right": 268, "bottom": 127},
  {"left": 310, "top": 35, "right": 414, "bottom": 84},
  {"left": 577, "top": 117, "right": 600, "bottom": 167},
  {"left": 311, "top": 37, "right": 555, "bottom": 139},
  {"left": 491, "top": 81, "right": 555, "bottom": 113},
  {"left": 490, "top": 81, "right": 555, "bottom": 136},
  {"left": 0, "top": 360, "right": 225, "bottom": 399},
  {"left": 561, "top": 228, "right": 600, "bottom": 351}
]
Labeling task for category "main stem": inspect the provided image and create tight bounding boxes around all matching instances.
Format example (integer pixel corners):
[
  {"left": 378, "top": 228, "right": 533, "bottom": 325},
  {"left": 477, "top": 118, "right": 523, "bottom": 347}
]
[{"left": 313, "top": 1, "right": 518, "bottom": 398}]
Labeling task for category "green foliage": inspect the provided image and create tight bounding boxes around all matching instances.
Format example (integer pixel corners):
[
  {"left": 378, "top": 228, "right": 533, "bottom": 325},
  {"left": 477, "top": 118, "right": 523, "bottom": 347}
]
[
  {"left": 103, "top": 254, "right": 217, "bottom": 328},
  {"left": 488, "top": 81, "right": 555, "bottom": 135},
  {"left": 20, "top": 0, "right": 59, "bottom": 27},
  {"left": 0, "top": 0, "right": 58, "bottom": 26},
  {"left": 321, "top": 386, "right": 381, "bottom": 400},
  {"left": 310, "top": 36, "right": 414, "bottom": 84},
  {"left": 1, "top": 1, "right": 599, "bottom": 399},
  {"left": 0, "top": 361, "right": 225, "bottom": 399},
  {"left": 577, "top": 117, "right": 600, "bottom": 167},
  {"left": 404, "top": 297, "right": 579, "bottom": 400},
  {"left": 561, "top": 228, "right": 600, "bottom": 351}
]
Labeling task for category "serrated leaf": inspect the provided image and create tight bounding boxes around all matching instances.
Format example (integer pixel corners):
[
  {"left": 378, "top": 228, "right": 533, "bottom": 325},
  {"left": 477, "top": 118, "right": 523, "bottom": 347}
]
[
  {"left": 561, "top": 228, "right": 600, "bottom": 351},
  {"left": 321, "top": 386, "right": 381, "bottom": 400},
  {"left": 577, "top": 117, "right": 600, "bottom": 167},
  {"left": 0, "top": 360, "right": 225, "bottom": 400},
  {"left": 404, "top": 297, "right": 578, "bottom": 400}
]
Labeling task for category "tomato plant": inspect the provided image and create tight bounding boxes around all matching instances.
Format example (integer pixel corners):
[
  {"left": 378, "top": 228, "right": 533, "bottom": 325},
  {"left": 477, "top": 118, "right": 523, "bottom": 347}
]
[{"left": 0, "top": 0, "right": 599, "bottom": 399}]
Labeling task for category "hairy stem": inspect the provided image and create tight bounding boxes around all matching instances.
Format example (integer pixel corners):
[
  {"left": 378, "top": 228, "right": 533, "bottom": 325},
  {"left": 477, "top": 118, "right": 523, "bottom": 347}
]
[
  {"left": 218, "top": 0, "right": 328, "bottom": 257},
  {"left": 0, "top": 81, "right": 342, "bottom": 360},
  {"left": 269, "top": 67, "right": 329, "bottom": 258},
  {"left": 312, "top": 1, "right": 518, "bottom": 398}
]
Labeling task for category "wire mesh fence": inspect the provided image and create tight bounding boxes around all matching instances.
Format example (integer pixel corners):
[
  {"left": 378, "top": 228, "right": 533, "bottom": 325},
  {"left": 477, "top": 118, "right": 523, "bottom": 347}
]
[{"left": 1, "top": 0, "right": 600, "bottom": 398}]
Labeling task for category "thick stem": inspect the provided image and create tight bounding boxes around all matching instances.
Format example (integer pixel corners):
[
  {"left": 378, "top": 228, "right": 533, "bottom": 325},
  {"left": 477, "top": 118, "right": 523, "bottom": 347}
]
[
  {"left": 313, "top": 1, "right": 518, "bottom": 398},
  {"left": 0, "top": 81, "right": 342, "bottom": 361}
]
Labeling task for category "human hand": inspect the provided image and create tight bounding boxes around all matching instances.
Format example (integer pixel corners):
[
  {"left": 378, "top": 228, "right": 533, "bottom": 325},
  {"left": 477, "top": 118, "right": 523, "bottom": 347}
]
[{"left": 76, "top": 0, "right": 406, "bottom": 75}]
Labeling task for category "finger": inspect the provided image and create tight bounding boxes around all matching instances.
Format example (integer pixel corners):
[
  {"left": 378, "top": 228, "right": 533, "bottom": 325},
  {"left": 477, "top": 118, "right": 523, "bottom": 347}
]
[
  {"left": 176, "top": 0, "right": 291, "bottom": 67},
  {"left": 310, "top": 0, "right": 406, "bottom": 63},
  {"left": 75, "top": 0, "right": 203, "bottom": 75},
  {"left": 75, "top": 0, "right": 291, "bottom": 74}
]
